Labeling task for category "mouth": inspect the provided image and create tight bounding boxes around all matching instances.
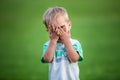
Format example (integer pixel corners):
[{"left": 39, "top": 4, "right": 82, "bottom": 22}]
[{"left": 57, "top": 37, "right": 61, "bottom": 42}]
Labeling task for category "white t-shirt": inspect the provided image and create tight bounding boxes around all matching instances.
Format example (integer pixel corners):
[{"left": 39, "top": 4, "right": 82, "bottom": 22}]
[{"left": 41, "top": 39, "right": 83, "bottom": 80}]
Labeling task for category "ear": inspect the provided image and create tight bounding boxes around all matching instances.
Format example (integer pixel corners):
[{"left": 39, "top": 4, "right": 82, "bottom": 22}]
[{"left": 68, "top": 21, "right": 72, "bottom": 29}]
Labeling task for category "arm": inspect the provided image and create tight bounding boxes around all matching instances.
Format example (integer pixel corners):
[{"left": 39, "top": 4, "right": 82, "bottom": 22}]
[
  {"left": 43, "top": 25, "right": 59, "bottom": 63},
  {"left": 62, "top": 38, "right": 79, "bottom": 62},
  {"left": 59, "top": 27, "right": 79, "bottom": 62},
  {"left": 44, "top": 40, "right": 57, "bottom": 63}
]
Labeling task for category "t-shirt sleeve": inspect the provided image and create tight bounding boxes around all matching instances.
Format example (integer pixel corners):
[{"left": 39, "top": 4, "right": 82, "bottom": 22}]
[
  {"left": 72, "top": 40, "right": 84, "bottom": 61},
  {"left": 41, "top": 44, "right": 48, "bottom": 63}
]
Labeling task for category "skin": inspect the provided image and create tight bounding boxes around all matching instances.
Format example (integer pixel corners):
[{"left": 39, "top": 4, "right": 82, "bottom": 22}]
[{"left": 44, "top": 15, "right": 79, "bottom": 63}]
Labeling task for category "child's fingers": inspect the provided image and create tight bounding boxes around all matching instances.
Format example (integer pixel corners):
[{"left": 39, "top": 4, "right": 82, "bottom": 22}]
[
  {"left": 53, "top": 24, "right": 56, "bottom": 31},
  {"left": 50, "top": 24, "right": 54, "bottom": 32},
  {"left": 59, "top": 30, "right": 62, "bottom": 36},
  {"left": 55, "top": 27, "right": 57, "bottom": 33},
  {"left": 48, "top": 25, "right": 51, "bottom": 32},
  {"left": 51, "top": 24, "right": 53, "bottom": 32},
  {"left": 49, "top": 24, "right": 54, "bottom": 33},
  {"left": 51, "top": 24, "right": 56, "bottom": 32},
  {"left": 48, "top": 28, "right": 52, "bottom": 35},
  {"left": 55, "top": 27, "right": 60, "bottom": 35},
  {"left": 60, "top": 27, "right": 64, "bottom": 32},
  {"left": 59, "top": 27, "right": 64, "bottom": 33},
  {"left": 56, "top": 27, "right": 59, "bottom": 35}
]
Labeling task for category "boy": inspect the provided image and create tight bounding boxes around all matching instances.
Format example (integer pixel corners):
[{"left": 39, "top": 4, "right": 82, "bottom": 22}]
[{"left": 41, "top": 7, "right": 83, "bottom": 80}]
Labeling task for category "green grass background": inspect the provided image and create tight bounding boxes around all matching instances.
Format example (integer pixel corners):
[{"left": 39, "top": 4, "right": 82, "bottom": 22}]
[{"left": 0, "top": 0, "right": 120, "bottom": 80}]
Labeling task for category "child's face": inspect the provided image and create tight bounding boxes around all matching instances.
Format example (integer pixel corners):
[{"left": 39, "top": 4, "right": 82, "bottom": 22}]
[
  {"left": 56, "top": 15, "right": 71, "bottom": 33},
  {"left": 49, "top": 15, "right": 71, "bottom": 33},
  {"left": 47, "top": 15, "right": 71, "bottom": 42}
]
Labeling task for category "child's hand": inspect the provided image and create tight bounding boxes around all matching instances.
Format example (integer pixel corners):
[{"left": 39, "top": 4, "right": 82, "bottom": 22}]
[
  {"left": 48, "top": 24, "right": 59, "bottom": 42},
  {"left": 58, "top": 27, "right": 70, "bottom": 42}
]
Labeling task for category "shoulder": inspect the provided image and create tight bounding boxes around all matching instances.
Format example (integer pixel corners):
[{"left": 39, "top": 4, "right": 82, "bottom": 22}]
[
  {"left": 70, "top": 38, "right": 81, "bottom": 45},
  {"left": 43, "top": 41, "right": 50, "bottom": 46}
]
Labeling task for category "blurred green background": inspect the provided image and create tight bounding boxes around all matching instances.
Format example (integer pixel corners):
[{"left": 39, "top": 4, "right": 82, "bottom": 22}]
[{"left": 0, "top": 0, "right": 120, "bottom": 80}]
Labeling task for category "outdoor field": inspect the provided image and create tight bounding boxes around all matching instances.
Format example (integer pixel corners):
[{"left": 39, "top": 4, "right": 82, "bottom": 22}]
[{"left": 0, "top": 0, "right": 120, "bottom": 80}]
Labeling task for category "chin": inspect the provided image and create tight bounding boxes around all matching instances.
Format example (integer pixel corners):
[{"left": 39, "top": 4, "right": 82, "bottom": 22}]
[{"left": 57, "top": 38, "right": 62, "bottom": 43}]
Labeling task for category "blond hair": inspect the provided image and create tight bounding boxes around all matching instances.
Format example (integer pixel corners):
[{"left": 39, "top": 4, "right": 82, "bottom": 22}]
[{"left": 43, "top": 7, "right": 69, "bottom": 28}]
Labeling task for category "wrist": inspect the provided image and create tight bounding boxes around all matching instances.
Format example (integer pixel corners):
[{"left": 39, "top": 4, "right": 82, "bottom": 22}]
[
  {"left": 62, "top": 37, "right": 70, "bottom": 44},
  {"left": 50, "top": 39, "right": 57, "bottom": 44},
  {"left": 60, "top": 34, "right": 70, "bottom": 42}
]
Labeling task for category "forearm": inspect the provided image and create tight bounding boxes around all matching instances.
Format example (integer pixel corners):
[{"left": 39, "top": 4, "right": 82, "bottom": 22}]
[
  {"left": 63, "top": 39, "right": 79, "bottom": 62},
  {"left": 44, "top": 40, "right": 56, "bottom": 63}
]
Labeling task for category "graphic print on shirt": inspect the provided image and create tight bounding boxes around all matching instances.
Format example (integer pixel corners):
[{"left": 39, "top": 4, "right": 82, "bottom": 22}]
[{"left": 54, "top": 45, "right": 69, "bottom": 63}]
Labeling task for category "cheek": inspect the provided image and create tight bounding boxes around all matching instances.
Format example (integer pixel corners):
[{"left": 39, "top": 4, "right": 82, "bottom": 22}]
[{"left": 64, "top": 26, "right": 69, "bottom": 32}]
